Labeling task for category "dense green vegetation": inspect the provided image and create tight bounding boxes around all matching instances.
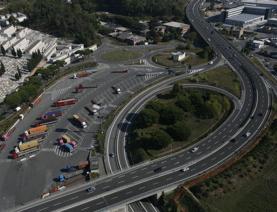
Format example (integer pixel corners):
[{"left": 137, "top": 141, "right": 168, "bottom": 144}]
[
  {"left": 101, "top": 49, "right": 143, "bottom": 62},
  {"left": 127, "top": 84, "right": 231, "bottom": 164},
  {"left": 96, "top": 0, "right": 187, "bottom": 17},
  {"left": 27, "top": 52, "right": 43, "bottom": 71},
  {"left": 6, "top": 0, "right": 99, "bottom": 46}
]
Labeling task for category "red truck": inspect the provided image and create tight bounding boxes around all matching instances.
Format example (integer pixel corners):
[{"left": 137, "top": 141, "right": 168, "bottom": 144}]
[{"left": 53, "top": 98, "right": 77, "bottom": 107}]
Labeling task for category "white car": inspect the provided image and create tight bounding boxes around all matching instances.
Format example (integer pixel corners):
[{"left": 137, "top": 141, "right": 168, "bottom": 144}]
[
  {"left": 245, "top": 132, "right": 251, "bottom": 137},
  {"left": 181, "top": 167, "right": 190, "bottom": 172},
  {"left": 191, "top": 147, "right": 199, "bottom": 153}
]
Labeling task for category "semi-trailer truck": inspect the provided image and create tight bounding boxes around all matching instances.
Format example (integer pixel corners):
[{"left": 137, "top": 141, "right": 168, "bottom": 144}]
[
  {"left": 41, "top": 110, "right": 62, "bottom": 120},
  {"left": 11, "top": 139, "right": 40, "bottom": 159},
  {"left": 24, "top": 125, "right": 48, "bottom": 137},
  {"left": 53, "top": 98, "right": 77, "bottom": 107},
  {"left": 21, "top": 132, "right": 46, "bottom": 142},
  {"left": 73, "top": 114, "right": 87, "bottom": 128},
  {"left": 35, "top": 116, "right": 57, "bottom": 126},
  {"left": 73, "top": 71, "right": 91, "bottom": 79}
]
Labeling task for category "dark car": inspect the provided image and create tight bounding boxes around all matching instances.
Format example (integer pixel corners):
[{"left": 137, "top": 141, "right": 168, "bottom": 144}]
[
  {"left": 154, "top": 167, "right": 162, "bottom": 173},
  {"left": 86, "top": 186, "right": 96, "bottom": 193}
]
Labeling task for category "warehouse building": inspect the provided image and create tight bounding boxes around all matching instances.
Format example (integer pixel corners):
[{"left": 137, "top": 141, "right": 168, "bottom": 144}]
[
  {"left": 267, "top": 18, "right": 277, "bottom": 27},
  {"left": 242, "top": 0, "right": 277, "bottom": 10},
  {"left": 225, "top": 13, "right": 265, "bottom": 27}
]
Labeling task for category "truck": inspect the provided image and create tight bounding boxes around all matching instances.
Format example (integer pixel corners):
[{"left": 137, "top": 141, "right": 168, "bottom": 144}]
[
  {"left": 41, "top": 110, "right": 62, "bottom": 120},
  {"left": 73, "top": 114, "right": 87, "bottom": 128},
  {"left": 53, "top": 98, "right": 77, "bottom": 107},
  {"left": 21, "top": 132, "right": 47, "bottom": 142},
  {"left": 57, "top": 169, "right": 83, "bottom": 182},
  {"left": 73, "top": 71, "right": 91, "bottom": 79},
  {"left": 35, "top": 116, "right": 58, "bottom": 126},
  {"left": 11, "top": 139, "right": 40, "bottom": 159},
  {"left": 78, "top": 161, "right": 89, "bottom": 169},
  {"left": 24, "top": 125, "right": 48, "bottom": 138}
]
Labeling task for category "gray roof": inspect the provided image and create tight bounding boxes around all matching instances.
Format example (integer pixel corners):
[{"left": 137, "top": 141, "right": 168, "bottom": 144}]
[{"left": 226, "top": 13, "right": 264, "bottom": 22}]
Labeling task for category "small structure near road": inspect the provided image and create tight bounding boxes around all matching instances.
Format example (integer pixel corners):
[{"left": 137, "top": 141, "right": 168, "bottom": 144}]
[
  {"left": 163, "top": 21, "right": 191, "bottom": 36},
  {"left": 171, "top": 51, "right": 186, "bottom": 62}
]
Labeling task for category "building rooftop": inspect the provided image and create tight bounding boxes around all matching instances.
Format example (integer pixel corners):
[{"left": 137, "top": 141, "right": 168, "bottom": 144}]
[
  {"left": 163, "top": 21, "right": 190, "bottom": 29},
  {"left": 242, "top": 0, "right": 277, "bottom": 6},
  {"left": 226, "top": 13, "right": 264, "bottom": 22}
]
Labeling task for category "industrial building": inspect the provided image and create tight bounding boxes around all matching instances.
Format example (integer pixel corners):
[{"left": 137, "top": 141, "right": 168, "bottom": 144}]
[
  {"left": 267, "top": 18, "right": 277, "bottom": 27},
  {"left": 225, "top": 13, "right": 265, "bottom": 27},
  {"left": 223, "top": 4, "right": 272, "bottom": 27},
  {"left": 242, "top": 0, "right": 277, "bottom": 9},
  {"left": 163, "top": 21, "right": 190, "bottom": 36}
]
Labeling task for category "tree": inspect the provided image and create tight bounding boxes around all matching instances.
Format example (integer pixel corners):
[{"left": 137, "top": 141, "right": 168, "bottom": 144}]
[
  {"left": 17, "top": 49, "right": 23, "bottom": 58},
  {"left": 131, "top": 148, "right": 148, "bottom": 163},
  {"left": 14, "top": 73, "right": 20, "bottom": 81},
  {"left": 146, "top": 100, "right": 165, "bottom": 113},
  {"left": 1, "top": 45, "right": 6, "bottom": 56},
  {"left": 176, "top": 95, "right": 193, "bottom": 112},
  {"left": 159, "top": 105, "right": 183, "bottom": 125},
  {"left": 167, "top": 121, "right": 191, "bottom": 141},
  {"left": 135, "top": 108, "right": 159, "bottom": 128},
  {"left": 17, "top": 67, "right": 22, "bottom": 79},
  {"left": 11, "top": 48, "right": 17, "bottom": 57}
]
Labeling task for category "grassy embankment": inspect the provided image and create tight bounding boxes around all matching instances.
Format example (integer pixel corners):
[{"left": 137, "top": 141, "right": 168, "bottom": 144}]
[
  {"left": 182, "top": 65, "right": 241, "bottom": 98},
  {"left": 101, "top": 49, "right": 143, "bottom": 62}
]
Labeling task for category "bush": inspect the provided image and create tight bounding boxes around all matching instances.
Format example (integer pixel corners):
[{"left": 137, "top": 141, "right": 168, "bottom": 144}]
[
  {"left": 167, "top": 121, "right": 191, "bottom": 141},
  {"left": 159, "top": 105, "right": 184, "bottom": 125},
  {"left": 135, "top": 108, "right": 159, "bottom": 128}
]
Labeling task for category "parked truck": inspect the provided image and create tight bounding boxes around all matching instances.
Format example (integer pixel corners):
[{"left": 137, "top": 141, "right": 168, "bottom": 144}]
[
  {"left": 73, "top": 71, "right": 91, "bottom": 79},
  {"left": 35, "top": 116, "right": 58, "bottom": 126},
  {"left": 21, "top": 132, "right": 46, "bottom": 142},
  {"left": 73, "top": 114, "right": 87, "bottom": 128},
  {"left": 53, "top": 98, "right": 77, "bottom": 107},
  {"left": 57, "top": 169, "right": 83, "bottom": 182},
  {"left": 24, "top": 125, "right": 48, "bottom": 137},
  {"left": 63, "top": 142, "right": 77, "bottom": 153},
  {"left": 58, "top": 134, "right": 72, "bottom": 145},
  {"left": 112, "top": 86, "right": 121, "bottom": 94},
  {"left": 41, "top": 110, "right": 62, "bottom": 120},
  {"left": 11, "top": 139, "right": 40, "bottom": 159}
]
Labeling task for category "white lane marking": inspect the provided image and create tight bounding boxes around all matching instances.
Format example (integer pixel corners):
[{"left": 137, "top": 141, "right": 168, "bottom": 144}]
[{"left": 81, "top": 206, "right": 90, "bottom": 211}]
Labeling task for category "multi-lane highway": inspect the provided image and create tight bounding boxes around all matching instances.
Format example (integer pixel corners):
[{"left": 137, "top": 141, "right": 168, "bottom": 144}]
[{"left": 12, "top": 0, "right": 272, "bottom": 211}]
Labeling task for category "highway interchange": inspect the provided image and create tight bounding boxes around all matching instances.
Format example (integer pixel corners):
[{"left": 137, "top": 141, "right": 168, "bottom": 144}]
[{"left": 4, "top": 0, "right": 274, "bottom": 211}]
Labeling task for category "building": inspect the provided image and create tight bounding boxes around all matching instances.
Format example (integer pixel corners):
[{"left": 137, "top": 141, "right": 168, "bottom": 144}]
[
  {"left": 224, "top": 5, "right": 245, "bottom": 18},
  {"left": 88, "top": 44, "right": 98, "bottom": 51},
  {"left": 242, "top": 0, "right": 277, "bottom": 9},
  {"left": 2, "top": 36, "right": 18, "bottom": 50},
  {"left": 27, "top": 40, "right": 46, "bottom": 55},
  {"left": 13, "top": 38, "right": 29, "bottom": 52},
  {"left": 267, "top": 18, "right": 277, "bottom": 27},
  {"left": 225, "top": 13, "right": 265, "bottom": 27},
  {"left": 250, "top": 40, "right": 265, "bottom": 49},
  {"left": 2, "top": 25, "right": 16, "bottom": 37},
  {"left": 171, "top": 51, "right": 186, "bottom": 62},
  {"left": 163, "top": 21, "right": 190, "bottom": 35}
]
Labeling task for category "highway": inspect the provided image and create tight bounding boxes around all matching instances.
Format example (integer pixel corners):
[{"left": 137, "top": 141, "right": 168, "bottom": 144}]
[{"left": 13, "top": 0, "right": 271, "bottom": 211}]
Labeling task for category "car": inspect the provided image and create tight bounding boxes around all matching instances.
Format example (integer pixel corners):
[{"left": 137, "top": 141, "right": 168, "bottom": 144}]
[
  {"left": 180, "top": 167, "right": 190, "bottom": 172},
  {"left": 109, "top": 153, "right": 115, "bottom": 158},
  {"left": 230, "top": 138, "right": 236, "bottom": 143},
  {"left": 245, "top": 132, "right": 251, "bottom": 137},
  {"left": 191, "top": 147, "right": 199, "bottom": 153},
  {"left": 86, "top": 186, "right": 96, "bottom": 193},
  {"left": 154, "top": 167, "right": 162, "bottom": 173},
  {"left": 258, "top": 112, "right": 263, "bottom": 117}
]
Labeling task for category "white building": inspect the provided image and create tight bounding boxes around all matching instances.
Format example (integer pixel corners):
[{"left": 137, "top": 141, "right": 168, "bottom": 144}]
[
  {"left": 16, "top": 13, "right": 27, "bottom": 23},
  {"left": 2, "top": 36, "right": 18, "bottom": 50},
  {"left": 2, "top": 25, "right": 16, "bottom": 37},
  {"left": 225, "top": 5, "right": 245, "bottom": 18},
  {"left": 88, "top": 44, "right": 97, "bottom": 51},
  {"left": 171, "top": 51, "right": 186, "bottom": 62},
  {"left": 13, "top": 38, "right": 29, "bottom": 52},
  {"left": 242, "top": 0, "right": 277, "bottom": 9},
  {"left": 27, "top": 40, "right": 46, "bottom": 55},
  {"left": 17, "top": 28, "right": 31, "bottom": 38}
]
